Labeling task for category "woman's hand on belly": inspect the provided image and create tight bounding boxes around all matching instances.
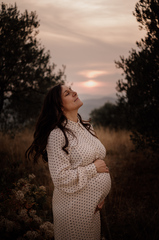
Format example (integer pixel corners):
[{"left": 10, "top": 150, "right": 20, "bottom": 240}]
[
  {"left": 94, "top": 159, "right": 109, "bottom": 173},
  {"left": 94, "top": 199, "right": 105, "bottom": 214}
]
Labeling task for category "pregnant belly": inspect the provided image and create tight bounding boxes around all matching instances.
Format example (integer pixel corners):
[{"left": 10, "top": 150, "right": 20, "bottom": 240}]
[
  {"left": 53, "top": 172, "right": 111, "bottom": 217},
  {"left": 96, "top": 172, "right": 111, "bottom": 201},
  {"left": 88, "top": 172, "right": 111, "bottom": 204}
]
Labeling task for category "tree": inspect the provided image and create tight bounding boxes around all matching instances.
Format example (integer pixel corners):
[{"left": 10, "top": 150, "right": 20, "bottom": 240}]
[
  {"left": 90, "top": 103, "right": 117, "bottom": 128},
  {"left": 0, "top": 3, "right": 64, "bottom": 131},
  {"left": 90, "top": 102, "right": 129, "bottom": 129},
  {"left": 115, "top": 0, "right": 159, "bottom": 152}
]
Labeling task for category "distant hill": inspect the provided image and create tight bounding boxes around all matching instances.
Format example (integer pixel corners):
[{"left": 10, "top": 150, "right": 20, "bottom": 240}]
[{"left": 78, "top": 96, "right": 117, "bottom": 120}]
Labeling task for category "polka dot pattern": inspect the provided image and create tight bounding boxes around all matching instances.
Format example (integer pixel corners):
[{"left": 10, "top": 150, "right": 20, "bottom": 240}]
[{"left": 46, "top": 118, "right": 111, "bottom": 240}]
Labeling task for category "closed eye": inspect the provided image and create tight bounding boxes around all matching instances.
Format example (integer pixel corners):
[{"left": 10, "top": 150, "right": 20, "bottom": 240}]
[
  {"left": 65, "top": 90, "right": 70, "bottom": 96},
  {"left": 64, "top": 87, "right": 73, "bottom": 96}
]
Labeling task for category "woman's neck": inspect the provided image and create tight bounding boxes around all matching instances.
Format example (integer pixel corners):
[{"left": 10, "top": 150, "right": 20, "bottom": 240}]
[{"left": 64, "top": 111, "right": 78, "bottom": 122}]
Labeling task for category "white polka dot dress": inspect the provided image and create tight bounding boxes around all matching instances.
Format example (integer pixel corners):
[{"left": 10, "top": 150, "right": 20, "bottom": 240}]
[{"left": 46, "top": 118, "right": 111, "bottom": 240}]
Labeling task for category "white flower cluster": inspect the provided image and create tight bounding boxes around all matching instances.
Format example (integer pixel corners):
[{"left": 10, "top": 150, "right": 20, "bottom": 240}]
[
  {"left": 25, "top": 230, "right": 40, "bottom": 240},
  {"left": 16, "top": 190, "right": 24, "bottom": 201},
  {"left": 21, "top": 183, "right": 30, "bottom": 194},
  {"left": 28, "top": 174, "right": 36, "bottom": 181},
  {"left": 39, "top": 185, "right": 46, "bottom": 192},
  {"left": 29, "top": 209, "right": 36, "bottom": 217},
  {"left": 32, "top": 215, "right": 43, "bottom": 226},
  {"left": 23, "top": 221, "right": 54, "bottom": 240},
  {"left": 18, "top": 209, "right": 30, "bottom": 222},
  {"left": 0, "top": 174, "right": 54, "bottom": 239},
  {"left": 16, "top": 173, "right": 35, "bottom": 188},
  {"left": 0, "top": 217, "right": 17, "bottom": 233},
  {"left": 16, "top": 178, "right": 27, "bottom": 187},
  {"left": 13, "top": 174, "right": 47, "bottom": 204},
  {"left": 40, "top": 221, "right": 54, "bottom": 240}
]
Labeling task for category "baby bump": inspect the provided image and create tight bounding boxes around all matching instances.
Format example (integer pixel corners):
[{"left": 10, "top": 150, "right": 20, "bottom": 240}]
[
  {"left": 95, "top": 172, "right": 111, "bottom": 200},
  {"left": 87, "top": 172, "right": 111, "bottom": 204}
]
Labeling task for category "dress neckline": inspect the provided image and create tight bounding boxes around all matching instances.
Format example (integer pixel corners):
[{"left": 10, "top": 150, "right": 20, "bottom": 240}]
[{"left": 66, "top": 117, "right": 85, "bottom": 131}]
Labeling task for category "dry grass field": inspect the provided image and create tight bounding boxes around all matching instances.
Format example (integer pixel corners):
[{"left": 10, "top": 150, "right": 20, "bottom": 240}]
[
  {"left": 96, "top": 127, "right": 159, "bottom": 240},
  {"left": 0, "top": 127, "right": 159, "bottom": 240}
]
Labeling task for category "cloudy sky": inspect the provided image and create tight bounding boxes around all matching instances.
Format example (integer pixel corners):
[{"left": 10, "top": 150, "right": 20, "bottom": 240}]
[{"left": 5, "top": 0, "right": 145, "bottom": 99}]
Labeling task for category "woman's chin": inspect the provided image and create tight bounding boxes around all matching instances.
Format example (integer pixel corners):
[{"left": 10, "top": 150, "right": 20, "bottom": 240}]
[{"left": 78, "top": 100, "right": 83, "bottom": 108}]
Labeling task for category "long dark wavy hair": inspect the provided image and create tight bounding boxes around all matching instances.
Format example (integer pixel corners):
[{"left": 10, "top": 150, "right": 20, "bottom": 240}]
[{"left": 25, "top": 83, "right": 97, "bottom": 163}]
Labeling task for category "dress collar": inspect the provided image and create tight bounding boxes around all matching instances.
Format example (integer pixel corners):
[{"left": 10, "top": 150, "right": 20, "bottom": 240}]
[{"left": 65, "top": 117, "right": 85, "bottom": 131}]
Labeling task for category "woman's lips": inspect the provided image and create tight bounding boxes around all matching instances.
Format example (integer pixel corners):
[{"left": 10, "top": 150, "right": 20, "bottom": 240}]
[{"left": 74, "top": 97, "right": 79, "bottom": 102}]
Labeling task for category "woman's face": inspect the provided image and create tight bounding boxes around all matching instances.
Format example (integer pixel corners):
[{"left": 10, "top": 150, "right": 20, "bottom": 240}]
[{"left": 61, "top": 85, "right": 83, "bottom": 114}]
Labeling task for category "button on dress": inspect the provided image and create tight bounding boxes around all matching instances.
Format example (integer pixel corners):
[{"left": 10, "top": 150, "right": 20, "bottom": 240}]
[{"left": 46, "top": 119, "right": 111, "bottom": 240}]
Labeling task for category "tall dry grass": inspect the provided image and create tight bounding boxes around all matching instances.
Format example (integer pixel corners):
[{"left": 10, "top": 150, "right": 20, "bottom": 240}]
[
  {"left": 95, "top": 127, "right": 134, "bottom": 156},
  {"left": 0, "top": 127, "right": 159, "bottom": 240},
  {"left": 95, "top": 127, "right": 159, "bottom": 240},
  {"left": 0, "top": 129, "right": 53, "bottom": 204}
]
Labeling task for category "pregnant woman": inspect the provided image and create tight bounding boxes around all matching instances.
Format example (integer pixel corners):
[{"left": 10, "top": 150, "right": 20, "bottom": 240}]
[{"left": 26, "top": 83, "right": 111, "bottom": 240}]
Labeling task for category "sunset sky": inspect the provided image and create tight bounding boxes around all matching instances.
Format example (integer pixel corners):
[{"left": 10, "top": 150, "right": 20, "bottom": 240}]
[{"left": 5, "top": 0, "right": 145, "bottom": 99}]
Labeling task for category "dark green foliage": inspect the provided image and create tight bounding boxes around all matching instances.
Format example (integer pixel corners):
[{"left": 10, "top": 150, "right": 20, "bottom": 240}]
[
  {"left": 90, "top": 103, "right": 116, "bottom": 128},
  {"left": 90, "top": 102, "right": 129, "bottom": 129},
  {"left": 115, "top": 0, "right": 159, "bottom": 152},
  {"left": 0, "top": 3, "right": 65, "bottom": 131}
]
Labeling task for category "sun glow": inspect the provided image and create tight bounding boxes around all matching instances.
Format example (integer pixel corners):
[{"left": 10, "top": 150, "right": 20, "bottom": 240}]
[
  {"left": 78, "top": 70, "right": 109, "bottom": 78},
  {"left": 83, "top": 80, "right": 98, "bottom": 88}
]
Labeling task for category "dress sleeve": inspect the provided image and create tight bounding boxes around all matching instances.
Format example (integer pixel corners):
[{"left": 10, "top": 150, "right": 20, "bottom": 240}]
[{"left": 47, "top": 128, "right": 97, "bottom": 194}]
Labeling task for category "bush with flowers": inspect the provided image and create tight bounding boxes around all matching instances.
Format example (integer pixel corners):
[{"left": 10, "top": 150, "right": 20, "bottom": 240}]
[{"left": 0, "top": 174, "right": 54, "bottom": 240}]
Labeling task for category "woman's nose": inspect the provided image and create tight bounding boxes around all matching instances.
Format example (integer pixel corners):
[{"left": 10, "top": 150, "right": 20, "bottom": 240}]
[{"left": 72, "top": 91, "right": 77, "bottom": 97}]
